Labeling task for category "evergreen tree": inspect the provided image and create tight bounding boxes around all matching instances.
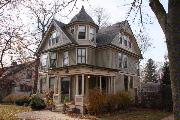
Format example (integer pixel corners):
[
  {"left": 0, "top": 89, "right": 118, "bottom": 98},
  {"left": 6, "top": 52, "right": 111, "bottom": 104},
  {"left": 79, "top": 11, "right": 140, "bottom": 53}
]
[
  {"left": 161, "top": 62, "right": 171, "bottom": 85},
  {"left": 144, "top": 58, "right": 157, "bottom": 83}
]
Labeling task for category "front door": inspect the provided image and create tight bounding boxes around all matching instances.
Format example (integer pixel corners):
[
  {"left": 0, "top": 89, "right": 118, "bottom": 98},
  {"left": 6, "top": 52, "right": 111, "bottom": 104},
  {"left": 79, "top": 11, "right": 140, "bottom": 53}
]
[{"left": 61, "top": 77, "right": 70, "bottom": 103}]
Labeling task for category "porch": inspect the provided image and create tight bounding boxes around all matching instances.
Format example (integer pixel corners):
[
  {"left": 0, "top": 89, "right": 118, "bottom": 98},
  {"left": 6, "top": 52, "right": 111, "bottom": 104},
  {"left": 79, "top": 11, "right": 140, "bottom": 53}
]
[{"left": 51, "top": 74, "right": 115, "bottom": 113}]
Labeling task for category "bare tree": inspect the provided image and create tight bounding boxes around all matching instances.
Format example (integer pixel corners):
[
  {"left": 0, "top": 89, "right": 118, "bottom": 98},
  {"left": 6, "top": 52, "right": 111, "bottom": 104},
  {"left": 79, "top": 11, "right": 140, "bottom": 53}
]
[
  {"left": 127, "top": 0, "right": 180, "bottom": 119},
  {"left": 93, "top": 7, "right": 110, "bottom": 28}
]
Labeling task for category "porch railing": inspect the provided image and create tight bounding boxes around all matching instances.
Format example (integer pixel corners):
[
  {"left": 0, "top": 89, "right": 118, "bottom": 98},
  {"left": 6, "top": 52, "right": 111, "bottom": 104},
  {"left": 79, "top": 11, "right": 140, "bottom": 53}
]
[{"left": 75, "top": 95, "right": 84, "bottom": 106}]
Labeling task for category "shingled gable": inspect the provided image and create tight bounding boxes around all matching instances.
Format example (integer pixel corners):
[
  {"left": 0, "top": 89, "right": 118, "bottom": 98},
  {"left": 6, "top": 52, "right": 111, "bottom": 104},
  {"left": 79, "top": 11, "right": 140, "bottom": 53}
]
[
  {"left": 37, "top": 19, "right": 77, "bottom": 53},
  {"left": 96, "top": 20, "right": 142, "bottom": 57}
]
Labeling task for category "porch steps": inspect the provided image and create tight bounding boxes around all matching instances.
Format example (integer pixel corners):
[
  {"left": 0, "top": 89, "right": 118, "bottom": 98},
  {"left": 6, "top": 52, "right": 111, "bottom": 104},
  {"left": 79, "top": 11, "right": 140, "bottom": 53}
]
[{"left": 53, "top": 104, "right": 63, "bottom": 112}]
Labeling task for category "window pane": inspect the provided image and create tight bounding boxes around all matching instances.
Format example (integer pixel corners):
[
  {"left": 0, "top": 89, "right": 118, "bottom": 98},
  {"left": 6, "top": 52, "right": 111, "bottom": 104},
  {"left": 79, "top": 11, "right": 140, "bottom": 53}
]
[
  {"left": 82, "top": 49, "right": 85, "bottom": 56},
  {"left": 78, "top": 57, "right": 81, "bottom": 63},
  {"left": 118, "top": 53, "right": 122, "bottom": 68},
  {"left": 81, "top": 57, "right": 85, "bottom": 63},
  {"left": 63, "top": 51, "right": 69, "bottom": 65},
  {"left": 78, "top": 26, "right": 86, "bottom": 39},
  {"left": 50, "top": 52, "right": 56, "bottom": 59},
  {"left": 79, "top": 26, "right": 85, "bottom": 32},
  {"left": 78, "top": 49, "right": 81, "bottom": 56}
]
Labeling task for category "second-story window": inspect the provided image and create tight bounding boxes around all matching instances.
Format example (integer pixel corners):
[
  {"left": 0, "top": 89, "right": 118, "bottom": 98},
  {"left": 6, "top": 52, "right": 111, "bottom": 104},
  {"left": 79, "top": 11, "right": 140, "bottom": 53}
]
[
  {"left": 78, "top": 25, "right": 86, "bottom": 39},
  {"left": 50, "top": 52, "right": 57, "bottom": 67},
  {"left": 118, "top": 53, "right": 123, "bottom": 68},
  {"left": 77, "top": 48, "right": 86, "bottom": 64},
  {"left": 123, "top": 55, "right": 128, "bottom": 68},
  {"left": 124, "top": 37, "right": 128, "bottom": 46},
  {"left": 89, "top": 27, "right": 95, "bottom": 42},
  {"left": 40, "top": 54, "right": 48, "bottom": 69},
  {"left": 63, "top": 51, "right": 69, "bottom": 66}
]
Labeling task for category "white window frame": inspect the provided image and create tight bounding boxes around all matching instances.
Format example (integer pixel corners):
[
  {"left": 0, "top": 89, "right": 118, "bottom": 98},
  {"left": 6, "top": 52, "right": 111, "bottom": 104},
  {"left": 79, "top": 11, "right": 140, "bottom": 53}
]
[
  {"left": 76, "top": 48, "right": 87, "bottom": 64},
  {"left": 78, "top": 25, "right": 86, "bottom": 40},
  {"left": 63, "top": 51, "right": 69, "bottom": 66},
  {"left": 49, "top": 52, "right": 57, "bottom": 67}
]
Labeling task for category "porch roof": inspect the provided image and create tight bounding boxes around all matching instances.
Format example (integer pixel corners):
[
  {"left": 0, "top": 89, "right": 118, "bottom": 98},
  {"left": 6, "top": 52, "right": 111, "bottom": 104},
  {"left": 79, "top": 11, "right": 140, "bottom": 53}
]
[{"left": 48, "top": 64, "right": 118, "bottom": 76}]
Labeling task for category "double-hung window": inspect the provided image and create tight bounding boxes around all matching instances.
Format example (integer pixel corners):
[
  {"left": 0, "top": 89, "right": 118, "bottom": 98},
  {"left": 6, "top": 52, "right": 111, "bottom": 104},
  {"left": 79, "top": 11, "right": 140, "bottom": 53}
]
[
  {"left": 77, "top": 48, "right": 86, "bottom": 64},
  {"left": 118, "top": 53, "right": 123, "bottom": 68},
  {"left": 124, "top": 37, "right": 128, "bottom": 46},
  {"left": 123, "top": 55, "right": 128, "bottom": 68},
  {"left": 89, "top": 27, "right": 95, "bottom": 42},
  {"left": 49, "top": 31, "right": 60, "bottom": 46},
  {"left": 40, "top": 54, "right": 48, "bottom": 69},
  {"left": 78, "top": 26, "right": 86, "bottom": 39},
  {"left": 63, "top": 51, "right": 69, "bottom": 66},
  {"left": 50, "top": 52, "right": 57, "bottom": 67}
]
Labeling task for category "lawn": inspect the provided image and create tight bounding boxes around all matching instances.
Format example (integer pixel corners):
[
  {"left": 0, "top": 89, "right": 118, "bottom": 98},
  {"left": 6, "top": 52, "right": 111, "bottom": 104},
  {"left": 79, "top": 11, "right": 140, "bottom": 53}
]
[
  {"left": 0, "top": 104, "right": 31, "bottom": 120},
  {"left": 98, "top": 109, "right": 171, "bottom": 120}
]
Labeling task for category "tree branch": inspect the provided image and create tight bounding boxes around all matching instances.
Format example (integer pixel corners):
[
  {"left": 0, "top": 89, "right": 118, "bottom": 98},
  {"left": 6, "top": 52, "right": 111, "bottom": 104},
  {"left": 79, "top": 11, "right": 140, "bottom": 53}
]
[{"left": 149, "top": 0, "right": 167, "bottom": 34}]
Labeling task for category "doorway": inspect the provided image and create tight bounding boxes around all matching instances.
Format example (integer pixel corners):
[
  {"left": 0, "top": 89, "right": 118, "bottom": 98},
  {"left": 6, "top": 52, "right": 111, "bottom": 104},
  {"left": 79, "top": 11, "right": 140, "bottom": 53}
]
[{"left": 61, "top": 77, "right": 70, "bottom": 103}]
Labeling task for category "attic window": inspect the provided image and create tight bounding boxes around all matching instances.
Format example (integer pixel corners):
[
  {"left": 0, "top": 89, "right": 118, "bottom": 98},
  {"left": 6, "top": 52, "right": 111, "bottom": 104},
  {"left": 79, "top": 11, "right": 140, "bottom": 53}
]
[
  {"left": 78, "top": 25, "right": 86, "bottom": 39},
  {"left": 70, "top": 27, "right": 74, "bottom": 35},
  {"left": 49, "top": 31, "right": 59, "bottom": 46},
  {"left": 129, "top": 41, "right": 132, "bottom": 48},
  {"left": 119, "top": 37, "right": 123, "bottom": 44}
]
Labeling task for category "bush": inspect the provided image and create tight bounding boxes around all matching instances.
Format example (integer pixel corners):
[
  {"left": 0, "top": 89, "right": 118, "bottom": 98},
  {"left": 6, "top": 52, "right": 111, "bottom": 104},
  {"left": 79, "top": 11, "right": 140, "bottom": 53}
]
[
  {"left": 29, "top": 95, "right": 46, "bottom": 110},
  {"left": 0, "top": 94, "right": 3, "bottom": 103},
  {"left": 87, "top": 90, "right": 132, "bottom": 115},
  {"left": 15, "top": 95, "right": 30, "bottom": 106},
  {"left": 87, "top": 89, "right": 107, "bottom": 115}
]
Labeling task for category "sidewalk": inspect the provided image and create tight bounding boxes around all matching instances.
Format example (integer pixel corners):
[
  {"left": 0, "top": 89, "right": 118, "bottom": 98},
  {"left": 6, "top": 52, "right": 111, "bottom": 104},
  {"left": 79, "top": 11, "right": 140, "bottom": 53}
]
[{"left": 161, "top": 115, "right": 174, "bottom": 120}]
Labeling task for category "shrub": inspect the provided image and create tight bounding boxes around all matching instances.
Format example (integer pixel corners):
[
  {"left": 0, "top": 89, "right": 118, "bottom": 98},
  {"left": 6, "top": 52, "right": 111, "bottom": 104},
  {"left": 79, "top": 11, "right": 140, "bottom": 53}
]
[
  {"left": 116, "top": 92, "right": 132, "bottom": 110},
  {"left": 0, "top": 94, "right": 3, "bottom": 103},
  {"left": 87, "top": 89, "right": 107, "bottom": 115},
  {"left": 86, "top": 90, "right": 132, "bottom": 115},
  {"left": 15, "top": 95, "right": 30, "bottom": 106},
  {"left": 29, "top": 95, "right": 46, "bottom": 110}
]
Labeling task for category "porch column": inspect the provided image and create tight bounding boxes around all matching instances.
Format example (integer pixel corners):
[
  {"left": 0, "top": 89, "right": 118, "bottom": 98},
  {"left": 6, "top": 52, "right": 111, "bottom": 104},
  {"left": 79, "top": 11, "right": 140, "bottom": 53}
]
[
  {"left": 111, "top": 76, "right": 114, "bottom": 94},
  {"left": 82, "top": 74, "right": 85, "bottom": 95},
  {"left": 58, "top": 76, "right": 61, "bottom": 104},
  {"left": 100, "top": 76, "right": 102, "bottom": 92},
  {"left": 76, "top": 75, "right": 79, "bottom": 95},
  {"left": 108, "top": 77, "right": 111, "bottom": 94}
]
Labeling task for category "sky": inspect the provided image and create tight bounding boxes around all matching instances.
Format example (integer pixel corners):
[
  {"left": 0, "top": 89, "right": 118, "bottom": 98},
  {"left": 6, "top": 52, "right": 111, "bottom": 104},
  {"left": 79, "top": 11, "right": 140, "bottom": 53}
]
[{"left": 58, "top": 0, "right": 168, "bottom": 66}]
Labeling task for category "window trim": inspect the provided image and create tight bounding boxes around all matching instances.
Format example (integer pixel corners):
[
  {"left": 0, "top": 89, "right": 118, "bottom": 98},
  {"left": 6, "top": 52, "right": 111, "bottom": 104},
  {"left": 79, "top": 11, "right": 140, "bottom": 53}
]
[
  {"left": 76, "top": 48, "right": 87, "bottom": 64},
  {"left": 78, "top": 25, "right": 86, "bottom": 40},
  {"left": 49, "top": 52, "right": 57, "bottom": 68}
]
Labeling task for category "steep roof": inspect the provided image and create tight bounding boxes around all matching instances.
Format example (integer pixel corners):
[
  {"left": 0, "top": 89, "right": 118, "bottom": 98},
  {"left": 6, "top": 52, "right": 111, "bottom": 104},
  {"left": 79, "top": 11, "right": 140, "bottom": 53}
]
[
  {"left": 96, "top": 21, "right": 126, "bottom": 46},
  {"left": 53, "top": 19, "right": 77, "bottom": 44},
  {"left": 69, "top": 6, "right": 95, "bottom": 24}
]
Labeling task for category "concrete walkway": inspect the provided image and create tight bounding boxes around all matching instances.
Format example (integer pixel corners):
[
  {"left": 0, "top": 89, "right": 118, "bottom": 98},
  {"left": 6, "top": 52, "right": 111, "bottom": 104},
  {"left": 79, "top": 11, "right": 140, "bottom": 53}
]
[
  {"left": 161, "top": 115, "right": 174, "bottom": 120},
  {"left": 16, "top": 110, "right": 87, "bottom": 120}
]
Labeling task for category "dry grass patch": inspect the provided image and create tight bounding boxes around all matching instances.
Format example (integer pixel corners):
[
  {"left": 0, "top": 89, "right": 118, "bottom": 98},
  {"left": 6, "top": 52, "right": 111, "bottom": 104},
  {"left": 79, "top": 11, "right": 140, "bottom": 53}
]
[
  {"left": 0, "top": 104, "right": 31, "bottom": 120},
  {"left": 98, "top": 109, "right": 171, "bottom": 120}
]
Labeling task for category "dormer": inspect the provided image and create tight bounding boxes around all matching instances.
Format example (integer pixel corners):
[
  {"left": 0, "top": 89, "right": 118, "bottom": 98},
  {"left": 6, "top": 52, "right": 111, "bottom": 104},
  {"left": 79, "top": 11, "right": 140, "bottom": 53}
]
[{"left": 66, "top": 6, "right": 99, "bottom": 46}]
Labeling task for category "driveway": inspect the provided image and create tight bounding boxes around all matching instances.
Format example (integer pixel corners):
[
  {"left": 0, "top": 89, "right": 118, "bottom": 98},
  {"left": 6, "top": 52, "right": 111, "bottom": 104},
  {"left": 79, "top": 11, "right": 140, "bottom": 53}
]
[{"left": 16, "top": 110, "right": 87, "bottom": 120}]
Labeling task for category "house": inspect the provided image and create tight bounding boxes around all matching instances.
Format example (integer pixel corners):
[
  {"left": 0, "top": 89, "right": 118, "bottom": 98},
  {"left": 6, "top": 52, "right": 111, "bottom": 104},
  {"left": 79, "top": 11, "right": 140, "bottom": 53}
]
[
  {"left": 0, "top": 61, "right": 35, "bottom": 97},
  {"left": 37, "top": 6, "right": 142, "bottom": 113}
]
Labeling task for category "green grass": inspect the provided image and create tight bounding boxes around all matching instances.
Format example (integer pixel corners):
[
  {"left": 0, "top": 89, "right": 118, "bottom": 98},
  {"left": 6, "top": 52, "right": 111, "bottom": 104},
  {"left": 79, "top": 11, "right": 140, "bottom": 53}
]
[
  {"left": 0, "top": 104, "right": 31, "bottom": 120},
  {"left": 98, "top": 109, "right": 171, "bottom": 120}
]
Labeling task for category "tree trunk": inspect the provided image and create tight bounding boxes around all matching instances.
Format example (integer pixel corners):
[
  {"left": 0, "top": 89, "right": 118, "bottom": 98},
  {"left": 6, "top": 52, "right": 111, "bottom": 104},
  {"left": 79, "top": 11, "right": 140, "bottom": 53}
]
[
  {"left": 167, "top": 1, "right": 180, "bottom": 119},
  {"left": 33, "top": 55, "right": 40, "bottom": 94}
]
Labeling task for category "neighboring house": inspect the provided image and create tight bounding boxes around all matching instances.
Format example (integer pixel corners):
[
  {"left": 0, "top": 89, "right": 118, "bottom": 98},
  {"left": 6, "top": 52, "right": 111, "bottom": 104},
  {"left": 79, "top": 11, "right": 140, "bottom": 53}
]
[
  {"left": 140, "top": 82, "right": 161, "bottom": 108},
  {"left": 37, "top": 6, "right": 142, "bottom": 112},
  {"left": 0, "top": 61, "right": 35, "bottom": 96}
]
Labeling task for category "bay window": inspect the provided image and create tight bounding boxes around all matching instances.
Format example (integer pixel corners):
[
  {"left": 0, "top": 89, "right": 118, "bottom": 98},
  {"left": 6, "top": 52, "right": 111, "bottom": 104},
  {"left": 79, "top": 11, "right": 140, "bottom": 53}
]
[
  {"left": 77, "top": 48, "right": 86, "bottom": 64},
  {"left": 78, "top": 25, "right": 86, "bottom": 39}
]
